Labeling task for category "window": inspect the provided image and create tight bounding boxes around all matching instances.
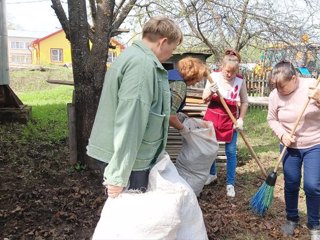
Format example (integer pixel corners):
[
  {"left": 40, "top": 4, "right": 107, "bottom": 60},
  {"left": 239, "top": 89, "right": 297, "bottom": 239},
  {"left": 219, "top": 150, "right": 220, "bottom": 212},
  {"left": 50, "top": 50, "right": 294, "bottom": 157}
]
[
  {"left": 51, "top": 48, "right": 63, "bottom": 63},
  {"left": 107, "top": 51, "right": 116, "bottom": 63},
  {"left": 11, "top": 54, "right": 31, "bottom": 64},
  {"left": 11, "top": 41, "right": 29, "bottom": 49}
]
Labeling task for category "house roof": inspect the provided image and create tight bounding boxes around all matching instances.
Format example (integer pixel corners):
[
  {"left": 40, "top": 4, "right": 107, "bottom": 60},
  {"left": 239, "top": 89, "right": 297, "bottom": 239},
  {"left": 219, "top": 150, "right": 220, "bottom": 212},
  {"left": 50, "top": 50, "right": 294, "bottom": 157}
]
[
  {"left": 173, "top": 52, "right": 212, "bottom": 59},
  {"left": 32, "top": 29, "right": 64, "bottom": 45},
  {"left": 8, "top": 30, "right": 48, "bottom": 39}
]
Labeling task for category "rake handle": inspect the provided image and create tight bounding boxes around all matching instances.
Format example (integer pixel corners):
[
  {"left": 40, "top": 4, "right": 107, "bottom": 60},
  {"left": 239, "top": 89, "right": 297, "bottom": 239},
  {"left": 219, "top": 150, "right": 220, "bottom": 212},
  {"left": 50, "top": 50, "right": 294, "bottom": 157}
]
[
  {"left": 207, "top": 75, "right": 268, "bottom": 178},
  {"left": 273, "top": 77, "right": 320, "bottom": 173}
]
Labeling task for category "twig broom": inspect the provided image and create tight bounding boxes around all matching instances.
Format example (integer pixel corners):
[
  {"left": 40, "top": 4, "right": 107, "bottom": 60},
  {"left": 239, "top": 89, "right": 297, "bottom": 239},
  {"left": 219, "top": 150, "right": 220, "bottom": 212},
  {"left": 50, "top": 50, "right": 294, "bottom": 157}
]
[{"left": 250, "top": 78, "right": 320, "bottom": 216}]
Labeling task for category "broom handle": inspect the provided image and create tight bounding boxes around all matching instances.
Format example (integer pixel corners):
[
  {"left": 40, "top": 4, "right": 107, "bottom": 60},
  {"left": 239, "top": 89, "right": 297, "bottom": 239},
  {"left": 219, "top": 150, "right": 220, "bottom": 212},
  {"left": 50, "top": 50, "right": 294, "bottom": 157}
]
[
  {"left": 273, "top": 77, "right": 320, "bottom": 173},
  {"left": 207, "top": 75, "right": 268, "bottom": 177}
]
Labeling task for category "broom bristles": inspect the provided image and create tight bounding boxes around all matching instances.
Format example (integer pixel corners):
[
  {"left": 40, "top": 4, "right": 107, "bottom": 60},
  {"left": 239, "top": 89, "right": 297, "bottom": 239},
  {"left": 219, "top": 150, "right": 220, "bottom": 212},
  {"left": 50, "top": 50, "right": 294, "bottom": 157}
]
[{"left": 250, "top": 181, "right": 275, "bottom": 216}]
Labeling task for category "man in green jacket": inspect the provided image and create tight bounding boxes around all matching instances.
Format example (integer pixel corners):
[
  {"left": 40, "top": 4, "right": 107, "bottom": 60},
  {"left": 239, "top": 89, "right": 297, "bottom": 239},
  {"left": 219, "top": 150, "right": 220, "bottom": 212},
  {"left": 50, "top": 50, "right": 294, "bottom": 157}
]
[{"left": 87, "top": 17, "right": 183, "bottom": 198}]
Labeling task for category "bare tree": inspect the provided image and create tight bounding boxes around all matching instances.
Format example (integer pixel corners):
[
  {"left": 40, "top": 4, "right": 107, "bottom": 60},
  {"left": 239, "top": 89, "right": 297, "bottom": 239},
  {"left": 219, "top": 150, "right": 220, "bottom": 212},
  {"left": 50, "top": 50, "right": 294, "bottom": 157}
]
[
  {"left": 51, "top": 0, "right": 137, "bottom": 168},
  {"left": 135, "top": 0, "right": 320, "bottom": 61}
]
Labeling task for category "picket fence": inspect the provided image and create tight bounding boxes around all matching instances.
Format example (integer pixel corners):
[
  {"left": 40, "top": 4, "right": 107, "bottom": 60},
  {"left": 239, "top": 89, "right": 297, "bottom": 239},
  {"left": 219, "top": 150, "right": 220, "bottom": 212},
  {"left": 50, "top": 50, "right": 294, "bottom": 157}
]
[{"left": 243, "top": 72, "right": 271, "bottom": 97}]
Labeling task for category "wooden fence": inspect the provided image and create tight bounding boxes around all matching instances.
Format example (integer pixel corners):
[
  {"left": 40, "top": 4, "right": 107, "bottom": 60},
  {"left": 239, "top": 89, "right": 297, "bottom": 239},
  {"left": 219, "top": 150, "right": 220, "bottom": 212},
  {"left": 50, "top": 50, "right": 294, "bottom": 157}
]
[
  {"left": 243, "top": 72, "right": 270, "bottom": 97},
  {"left": 191, "top": 72, "right": 271, "bottom": 98}
]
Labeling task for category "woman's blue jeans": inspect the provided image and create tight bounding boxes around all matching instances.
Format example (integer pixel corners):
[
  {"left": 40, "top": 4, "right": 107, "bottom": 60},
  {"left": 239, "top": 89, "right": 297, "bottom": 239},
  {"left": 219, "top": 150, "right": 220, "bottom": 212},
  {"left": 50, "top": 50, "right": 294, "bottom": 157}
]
[
  {"left": 210, "top": 131, "right": 238, "bottom": 186},
  {"left": 281, "top": 144, "right": 320, "bottom": 229}
]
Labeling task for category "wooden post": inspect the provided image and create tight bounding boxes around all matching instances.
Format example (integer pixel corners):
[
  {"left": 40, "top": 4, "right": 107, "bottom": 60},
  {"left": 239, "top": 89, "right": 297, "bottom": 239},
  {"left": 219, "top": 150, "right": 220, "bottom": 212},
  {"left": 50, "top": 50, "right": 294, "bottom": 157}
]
[{"left": 67, "top": 90, "right": 77, "bottom": 164}]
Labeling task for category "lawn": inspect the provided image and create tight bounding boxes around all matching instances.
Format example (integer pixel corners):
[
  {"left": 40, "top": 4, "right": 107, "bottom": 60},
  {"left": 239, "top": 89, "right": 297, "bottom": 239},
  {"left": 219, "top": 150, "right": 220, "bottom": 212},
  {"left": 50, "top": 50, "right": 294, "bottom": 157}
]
[
  {"left": 0, "top": 68, "right": 309, "bottom": 240},
  {"left": 10, "top": 67, "right": 73, "bottom": 143}
]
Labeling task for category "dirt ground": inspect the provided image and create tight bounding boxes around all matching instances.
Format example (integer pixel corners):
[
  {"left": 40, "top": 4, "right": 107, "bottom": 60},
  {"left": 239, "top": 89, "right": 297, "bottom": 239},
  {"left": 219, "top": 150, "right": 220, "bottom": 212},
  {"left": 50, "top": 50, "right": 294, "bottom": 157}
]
[{"left": 0, "top": 123, "right": 311, "bottom": 240}]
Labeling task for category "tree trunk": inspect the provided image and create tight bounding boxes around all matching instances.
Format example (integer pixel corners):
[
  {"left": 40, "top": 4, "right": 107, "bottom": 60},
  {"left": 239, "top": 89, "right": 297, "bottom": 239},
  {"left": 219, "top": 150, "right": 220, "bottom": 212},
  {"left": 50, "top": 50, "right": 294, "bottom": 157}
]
[
  {"left": 74, "top": 84, "right": 100, "bottom": 169},
  {"left": 52, "top": 0, "right": 137, "bottom": 169},
  {"left": 67, "top": 0, "right": 98, "bottom": 168}
]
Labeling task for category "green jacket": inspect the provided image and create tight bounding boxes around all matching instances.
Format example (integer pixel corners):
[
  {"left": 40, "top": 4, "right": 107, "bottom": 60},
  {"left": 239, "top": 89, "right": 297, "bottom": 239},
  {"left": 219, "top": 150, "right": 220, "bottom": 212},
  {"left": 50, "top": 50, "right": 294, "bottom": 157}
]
[{"left": 86, "top": 40, "right": 170, "bottom": 187}]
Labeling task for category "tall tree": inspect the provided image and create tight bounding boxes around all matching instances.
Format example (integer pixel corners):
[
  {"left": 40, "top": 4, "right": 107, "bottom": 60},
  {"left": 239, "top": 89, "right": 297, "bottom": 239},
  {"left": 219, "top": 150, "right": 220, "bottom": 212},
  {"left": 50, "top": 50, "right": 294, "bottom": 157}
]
[
  {"left": 51, "top": 0, "right": 137, "bottom": 167},
  {"left": 136, "top": 0, "right": 320, "bottom": 61}
]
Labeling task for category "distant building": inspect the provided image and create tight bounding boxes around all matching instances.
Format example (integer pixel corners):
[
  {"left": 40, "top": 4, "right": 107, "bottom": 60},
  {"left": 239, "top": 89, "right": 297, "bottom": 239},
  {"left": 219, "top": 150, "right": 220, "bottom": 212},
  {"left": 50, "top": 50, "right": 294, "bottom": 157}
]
[
  {"left": 7, "top": 30, "right": 44, "bottom": 65},
  {"left": 30, "top": 29, "right": 125, "bottom": 66}
]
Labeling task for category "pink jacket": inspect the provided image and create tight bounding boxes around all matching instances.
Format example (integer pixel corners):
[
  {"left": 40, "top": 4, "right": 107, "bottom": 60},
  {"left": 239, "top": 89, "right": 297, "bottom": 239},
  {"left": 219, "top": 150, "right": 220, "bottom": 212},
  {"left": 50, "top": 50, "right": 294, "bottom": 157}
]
[{"left": 267, "top": 78, "right": 320, "bottom": 149}]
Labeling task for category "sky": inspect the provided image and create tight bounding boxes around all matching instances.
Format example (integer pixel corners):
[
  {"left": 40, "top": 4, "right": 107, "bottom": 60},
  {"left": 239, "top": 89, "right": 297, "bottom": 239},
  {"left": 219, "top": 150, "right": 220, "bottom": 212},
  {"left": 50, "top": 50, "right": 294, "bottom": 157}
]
[
  {"left": 6, "top": 0, "right": 66, "bottom": 36},
  {"left": 5, "top": 0, "right": 133, "bottom": 42},
  {"left": 5, "top": 0, "right": 318, "bottom": 41}
]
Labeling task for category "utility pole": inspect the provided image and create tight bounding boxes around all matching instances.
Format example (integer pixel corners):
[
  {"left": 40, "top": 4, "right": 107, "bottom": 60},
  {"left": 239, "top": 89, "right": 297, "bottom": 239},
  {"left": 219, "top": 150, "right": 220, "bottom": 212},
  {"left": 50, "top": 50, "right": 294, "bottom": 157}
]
[
  {"left": 0, "top": 0, "right": 31, "bottom": 122},
  {"left": 0, "top": 0, "right": 9, "bottom": 86}
]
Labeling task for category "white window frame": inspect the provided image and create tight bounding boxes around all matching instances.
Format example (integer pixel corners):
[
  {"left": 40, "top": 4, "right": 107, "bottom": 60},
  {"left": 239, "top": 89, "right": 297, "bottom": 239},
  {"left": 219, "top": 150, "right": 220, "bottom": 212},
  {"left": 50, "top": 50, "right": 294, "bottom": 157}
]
[
  {"left": 11, "top": 41, "right": 28, "bottom": 49},
  {"left": 50, "top": 48, "right": 63, "bottom": 63},
  {"left": 11, "top": 54, "right": 31, "bottom": 64}
]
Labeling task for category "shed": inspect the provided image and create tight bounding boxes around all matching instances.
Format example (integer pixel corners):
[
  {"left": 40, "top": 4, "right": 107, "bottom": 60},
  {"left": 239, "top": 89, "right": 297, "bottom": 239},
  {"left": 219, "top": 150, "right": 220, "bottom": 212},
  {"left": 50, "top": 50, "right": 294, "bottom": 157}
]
[
  {"left": 163, "top": 52, "right": 212, "bottom": 69},
  {"left": 163, "top": 52, "right": 212, "bottom": 89},
  {"left": 0, "top": 0, "right": 31, "bottom": 123}
]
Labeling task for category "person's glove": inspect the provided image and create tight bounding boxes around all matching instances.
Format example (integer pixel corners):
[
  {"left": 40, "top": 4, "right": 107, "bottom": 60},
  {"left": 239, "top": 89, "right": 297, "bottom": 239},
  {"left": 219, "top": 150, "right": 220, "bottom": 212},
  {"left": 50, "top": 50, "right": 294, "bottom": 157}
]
[
  {"left": 233, "top": 118, "right": 244, "bottom": 131},
  {"left": 308, "top": 85, "right": 320, "bottom": 106},
  {"left": 209, "top": 81, "right": 219, "bottom": 93}
]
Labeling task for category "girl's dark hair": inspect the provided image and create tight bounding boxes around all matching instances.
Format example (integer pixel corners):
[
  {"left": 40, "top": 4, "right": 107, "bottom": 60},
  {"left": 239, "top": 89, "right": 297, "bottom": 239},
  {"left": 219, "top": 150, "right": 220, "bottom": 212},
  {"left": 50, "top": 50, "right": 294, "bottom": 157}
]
[{"left": 270, "top": 60, "right": 296, "bottom": 89}]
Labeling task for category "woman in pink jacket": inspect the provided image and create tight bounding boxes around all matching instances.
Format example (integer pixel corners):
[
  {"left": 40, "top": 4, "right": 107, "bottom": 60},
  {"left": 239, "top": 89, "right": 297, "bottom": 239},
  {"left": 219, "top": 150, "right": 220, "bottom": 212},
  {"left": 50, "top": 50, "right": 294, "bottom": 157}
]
[{"left": 267, "top": 61, "right": 320, "bottom": 239}]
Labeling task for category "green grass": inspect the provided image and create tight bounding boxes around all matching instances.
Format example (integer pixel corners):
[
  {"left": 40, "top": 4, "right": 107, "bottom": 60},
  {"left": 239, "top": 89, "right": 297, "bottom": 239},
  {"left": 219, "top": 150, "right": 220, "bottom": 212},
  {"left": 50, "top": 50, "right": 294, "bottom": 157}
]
[
  {"left": 7, "top": 67, "right": 74, "bottom": 143},
  {"left": 17, "top": 86, "right": 73, "bottom": 143},
  {"left": 18, "top": 86, "right": 73, "bottom": 105},
  {"left": 9, "top": 67, "right": 73, "bottom": 92},
  {"left": 237, "top": 108, "right": 278, "bottom": 163}
]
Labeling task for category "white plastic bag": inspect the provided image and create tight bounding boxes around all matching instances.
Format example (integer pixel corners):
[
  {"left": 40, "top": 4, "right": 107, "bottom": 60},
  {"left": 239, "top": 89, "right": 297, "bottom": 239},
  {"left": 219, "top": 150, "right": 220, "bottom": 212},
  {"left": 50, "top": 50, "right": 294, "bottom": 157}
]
[
  {"left": 175, "top": 118, "right": 218, "bottom": 196},
  {"left": 92, "top": 153, "right": 208, "bottom": 240}
]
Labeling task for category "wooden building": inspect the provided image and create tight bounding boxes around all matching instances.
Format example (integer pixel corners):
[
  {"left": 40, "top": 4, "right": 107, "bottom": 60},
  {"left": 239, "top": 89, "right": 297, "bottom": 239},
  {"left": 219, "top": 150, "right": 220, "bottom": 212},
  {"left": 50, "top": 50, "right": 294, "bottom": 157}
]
[{"left": 163, "top": 52, "right": 212, "bottom": 88}]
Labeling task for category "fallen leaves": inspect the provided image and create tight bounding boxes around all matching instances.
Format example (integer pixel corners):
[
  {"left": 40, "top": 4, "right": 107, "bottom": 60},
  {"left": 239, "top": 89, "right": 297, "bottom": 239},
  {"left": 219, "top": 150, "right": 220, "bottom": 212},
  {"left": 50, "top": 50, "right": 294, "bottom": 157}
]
[{"left": 0, "top": 123, "right": 311, "bottom": 240}]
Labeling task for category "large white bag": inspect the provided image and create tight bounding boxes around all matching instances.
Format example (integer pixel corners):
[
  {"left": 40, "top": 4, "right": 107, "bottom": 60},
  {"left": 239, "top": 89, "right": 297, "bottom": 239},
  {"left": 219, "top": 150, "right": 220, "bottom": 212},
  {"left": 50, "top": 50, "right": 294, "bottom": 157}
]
[
  {"left": 92, "top": 153, "right": 208, "bottom": 240},
  {"left": 175, "top": 118, "right": 218, "bottom": 196}
]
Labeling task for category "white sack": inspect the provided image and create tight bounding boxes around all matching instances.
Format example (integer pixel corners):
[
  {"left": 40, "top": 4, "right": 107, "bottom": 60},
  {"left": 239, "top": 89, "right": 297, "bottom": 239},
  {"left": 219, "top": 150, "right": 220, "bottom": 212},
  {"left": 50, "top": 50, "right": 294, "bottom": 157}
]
[
  {"left": 175, "top": 118, "right": 218, "bottom": 196},
  {"left": 92, "top": 153, "right": 208, "bottom": 240}
]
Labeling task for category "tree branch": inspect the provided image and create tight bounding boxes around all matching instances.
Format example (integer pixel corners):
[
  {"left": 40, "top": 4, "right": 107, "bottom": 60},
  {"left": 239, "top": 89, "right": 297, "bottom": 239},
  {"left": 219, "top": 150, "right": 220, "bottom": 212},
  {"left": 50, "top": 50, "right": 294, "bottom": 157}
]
[
  {"left": 204, "top": 1, "right": 229, "bottom": 48},
  {"left": 112, "top": 0, "right": 137, "bottom": 34},
  {"left": 51, "top": 0, "right": 70, "bottom": 40},
  {"left": 191, "top": 2, "right": 219, "bottom": 56},
  {"left": 235, "top": 0, "right": 250, "bottom": 51},
  {"left": 113, "top": 0, "right": 126, "bottom": 22}
]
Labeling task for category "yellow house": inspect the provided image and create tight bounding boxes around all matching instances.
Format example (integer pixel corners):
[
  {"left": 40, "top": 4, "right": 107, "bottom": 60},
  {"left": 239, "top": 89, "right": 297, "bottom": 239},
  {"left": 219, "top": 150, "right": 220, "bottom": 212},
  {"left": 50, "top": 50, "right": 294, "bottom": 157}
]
[{"left": 31, "top": 29, "right": 124, "bottom": 66}]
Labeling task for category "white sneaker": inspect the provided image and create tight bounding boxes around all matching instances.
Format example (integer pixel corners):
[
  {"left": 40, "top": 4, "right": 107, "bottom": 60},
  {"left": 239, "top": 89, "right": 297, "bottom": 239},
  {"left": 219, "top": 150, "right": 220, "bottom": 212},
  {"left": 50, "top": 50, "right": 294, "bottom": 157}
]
[
  {"left": 226, "top": 185, "right": 235, "bottom": 197},
  {"left": 205, "top": 174, "right": 217, "bottom": 185},
  {"left": 310, "top": 229, "right": 320, "bottom": 240}
]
